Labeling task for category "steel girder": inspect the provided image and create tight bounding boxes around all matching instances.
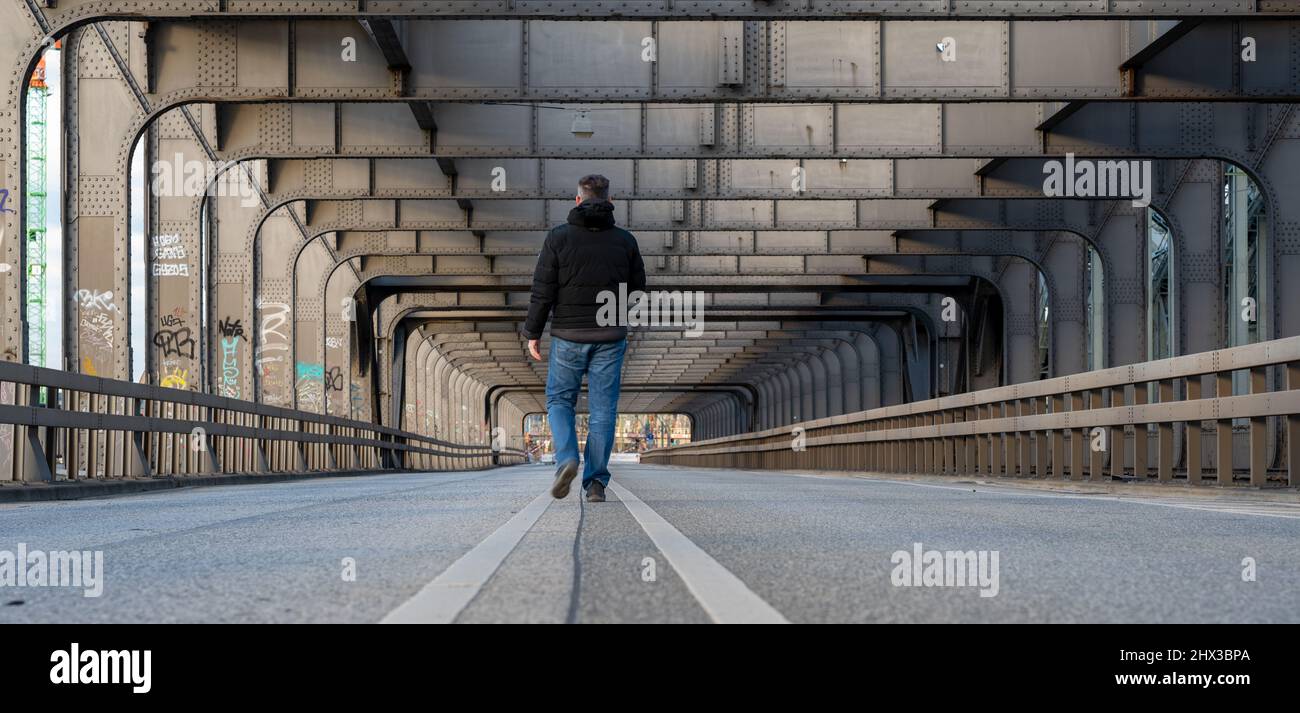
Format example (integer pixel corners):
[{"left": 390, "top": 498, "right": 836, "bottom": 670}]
[
  {"left": 93, "top": 18, "right": 1300, "bottom": 108},
  {"left": 58, "top": 33, "right": 1279, "bottom": 382},
  {"left": 0, "top": 9, "right": 1267, "bottom": 362},
  {"left": 19, "top": 0, "right": 1289, "bottom": 28},
  {"left": 154, "top": 94, "right": 1282, "bottom": 395},
  {"left": 20, "top": 12, "right": 1289, "bottom": 434},
  {"left": 32, "top": 13, "right": 1291, "bottom": 370},
  {"left": 229, "top": 209, "right": 1096, "bottom": 418},
  {"left": 183, "top": 99, "right": 1274, "bottom": 161},
  {"left": 243, "top": 152, "right": 1243, "bottom": 395},
  {"left": 0, "top": 12, "right": 1284, "bottom": 366},
  {"left": 273, "top": 195, "right": 1114, "bottom": 380}
]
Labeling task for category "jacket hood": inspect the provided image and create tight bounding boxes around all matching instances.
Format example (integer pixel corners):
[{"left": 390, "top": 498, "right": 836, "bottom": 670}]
[{"left": 567, "top": 201, "right": 616, "bottom": 231}]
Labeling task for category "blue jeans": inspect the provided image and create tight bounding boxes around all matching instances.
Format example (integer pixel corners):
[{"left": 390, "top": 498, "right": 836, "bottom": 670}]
[{"left": 546, "top": 336, "right": 627, "bottom": 490}]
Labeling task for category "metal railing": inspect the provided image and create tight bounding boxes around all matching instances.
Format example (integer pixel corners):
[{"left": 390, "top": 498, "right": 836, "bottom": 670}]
[
  {"left": 0, "top": 362, "right": 525, "bottom": 484},
  {"left": 643, "top": 337, "right": 1300, "bottom": 488}
]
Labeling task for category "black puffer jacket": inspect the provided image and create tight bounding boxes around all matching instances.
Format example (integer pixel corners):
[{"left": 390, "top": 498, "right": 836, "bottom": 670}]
[{"left": 522, "top": 201, "right": 646, "bottom": 340}]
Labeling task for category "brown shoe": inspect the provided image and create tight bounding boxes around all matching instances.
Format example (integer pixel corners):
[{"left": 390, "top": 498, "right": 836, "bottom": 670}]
[
  {"left": 550, "top": 460, "right": 579, "bottom": 499},
  {"left": 586, "top": 481, "right": 607, "bottom": 503}
]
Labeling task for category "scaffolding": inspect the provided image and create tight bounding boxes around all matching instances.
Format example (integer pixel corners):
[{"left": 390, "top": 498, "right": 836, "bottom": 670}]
[{"left": 26, "top": 55, "right": 48, "bottom": 370}]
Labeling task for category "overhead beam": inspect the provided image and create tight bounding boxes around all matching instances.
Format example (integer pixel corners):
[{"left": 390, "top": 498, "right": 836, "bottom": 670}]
[{"left": 25, "top": 1, "right": 1291, "bottom": 28}]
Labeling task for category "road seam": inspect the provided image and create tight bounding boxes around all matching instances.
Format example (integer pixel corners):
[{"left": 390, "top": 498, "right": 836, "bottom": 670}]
[
  {"left": 609, "top": 481, "right": 789, "bottom": 625},
  {"left": 381, "top": 491, "right": 553, "bottom": 624}
]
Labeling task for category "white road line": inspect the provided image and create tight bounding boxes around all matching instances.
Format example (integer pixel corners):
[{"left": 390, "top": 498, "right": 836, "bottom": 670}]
[
  {"left": 381, "top": 492, "right": 553, "bottom": 624},
  {"left": 609, "top": 481, "right": 789, "bottom": 625},
  {"left": 711, "top": 467, "right": 1300, "bottom": 521}
]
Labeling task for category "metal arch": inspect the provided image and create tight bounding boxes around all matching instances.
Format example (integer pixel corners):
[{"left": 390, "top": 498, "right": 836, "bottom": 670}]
[
  {"left": 373, "top": 294, "right": 963, "bottom": 406},
  {"left": 309, "top": 244, "right": 1060, "bottom": 400},
  {"left": 390, "top": 305, "right": 951, "bottom": 429},
  {"left": 129, "top": 100, "right": 1279, "bottom": 387},
  {"left": 17, "top": 0, "right": 1286, "bottom": 33},
  {"left": 405, "top": 320, "right": 897, "bottom": 431},
  {"left": 43, "top": 20, "right": 1300, "bottom": 372},
  {"left": 416, "top": 324, "right": 881, "bottom": 392},
  {"left": 303, "top": 231, "right": 1073, "bottom": 390},
  {"left": 17, "top": 20, "right": 1300, "bottom": 369}
]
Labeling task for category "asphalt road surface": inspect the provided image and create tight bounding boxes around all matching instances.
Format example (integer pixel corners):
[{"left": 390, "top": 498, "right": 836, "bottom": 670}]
[{"left": 2, "top": 464, "right": 1297, "bottom": 623}]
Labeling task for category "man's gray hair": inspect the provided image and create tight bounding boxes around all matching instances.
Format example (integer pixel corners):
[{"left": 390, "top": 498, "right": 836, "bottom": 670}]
[{"left": 578, "top": 174, "right": 610, "bottom": 202}]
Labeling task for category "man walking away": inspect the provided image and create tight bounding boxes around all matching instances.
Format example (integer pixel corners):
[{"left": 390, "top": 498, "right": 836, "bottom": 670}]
[{"left": 523, "top": 175, "right": 646, "bottom": 503}]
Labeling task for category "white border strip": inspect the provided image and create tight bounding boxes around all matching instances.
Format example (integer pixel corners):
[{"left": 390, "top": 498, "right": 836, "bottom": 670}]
[
  {"left": 381, "top": 492, "right": 553, "bottom": 624},
  {"left": 659, "top": 466, "right": 1300, "bottom": 521},
  {"left": 609, "top": 482, "right": 789, "bottom": 624}
]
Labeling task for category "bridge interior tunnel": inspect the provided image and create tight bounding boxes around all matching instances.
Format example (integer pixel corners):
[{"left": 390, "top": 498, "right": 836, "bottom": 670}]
[
  {"left": 0, "top": 5, "right": 1294, "bottom": 483},
  {"left": 366, "top": 273, "right": 1004, "bottom": 453}
]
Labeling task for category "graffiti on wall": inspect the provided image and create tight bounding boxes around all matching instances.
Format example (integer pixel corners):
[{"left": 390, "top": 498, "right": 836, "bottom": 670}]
[
  {"left": 160, "top": 367, "right": 190, "bottom": 390},
  {"left": 218, "top": 317, "right": 245, "bottom": 339},
  {"left": 326, "top": 366, "right": 345, "bottom": 393},
  {"left": 220, "top": 335, "right": 241, "bottom": 399},
  {"left": 153, "top": 327, "right": 196, "bottom": 360},
  {"left": 151, "top": 234, "right": 189, "bottom": 277},
  {"left": 74, "top": 289, "right": 119, "bottom": 374},
  {"left": 256, "top": 299, "right": 292, "bottom": 405},
  {"left": 72, "top": 289, "right": 119, "bottom": 313},
  {"left": 295, "top": 362, "right": 324, "bottom": 411}
]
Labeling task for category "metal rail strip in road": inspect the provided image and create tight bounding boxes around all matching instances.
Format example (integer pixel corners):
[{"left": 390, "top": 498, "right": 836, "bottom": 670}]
[
  {"left": 0, "top": 361, "right": 525, "bottom": 484},
  {"left": 643, "top": 336, "right": 1300, "bottom": 487}
]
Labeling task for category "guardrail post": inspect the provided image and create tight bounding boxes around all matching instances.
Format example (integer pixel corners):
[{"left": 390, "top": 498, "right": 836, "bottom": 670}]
[
  {"left": 1034, "top": 398, "right": 1048, "bottom": 478},
  {"left": 1289, "top": 361, "right": 1300, "bottom": 487},
  {"left": 1109, "top": 387, "right": 1125, "bottom": 479},
  {"left": 964, "top": 407, "right": 977, "bottom": 475},
  {"left": 888, "top": 419, "right": 899, "bottom": 472},
  {"left": 325, "top": 425, "right": 339, "bottom": 470},
  {"left": 385, "top": 434, "right": 402, "bottom": 470},
  {"left": 1049, "top": 394, "right": 1065, "bottom": 479},
  {"left": 294, "top": 441, "right": 308, "bottom": 471},
  {"left": 1016, "top": 398, "right": 1031, "bottom": 477},
  {"left": 13, "top": 384, "right": 51, "bottom": 482},
  {"left": 252, "top": 416, "right": 271, "bottom": 474},
  {"left": 1069, "top": 392, "right": 1084, "bottom": 480},
  {"left": 198, "top": 430, "right": 222, "bottom": 474},
  {"left": 123, "top": 431, "right": 151, "bottom": 478},
  {"left": 1215, "top": 370, "right": 1234, "bottom": 485},
  {"left": 1088, "top": 389, "right": 1104, "bottom": 480},
  {"left": 19, "top": 426, "right": 53, "bottom": 483},
  {"left": 922, "top": 415, "right": 934, "bottom": 473},
  {"left": 1248, "top": 366, "right": 1267, "bottom": 487},
  {"left": 1001, "top": 402, "right": 1017, "bottom": 478},
  {"left": 1132, "top": 384, "right": 1148, "bottom": 480},
  {"left": 987, "top": 407, "right": 1001, "bottom": 476},
  {"left": 1186, "top": 376, "right": 1203, "bottom": 483},
  {"left": 1157, "top": 379, "right": 1175, "bottom": 482}
]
